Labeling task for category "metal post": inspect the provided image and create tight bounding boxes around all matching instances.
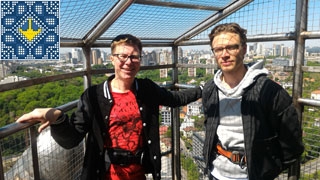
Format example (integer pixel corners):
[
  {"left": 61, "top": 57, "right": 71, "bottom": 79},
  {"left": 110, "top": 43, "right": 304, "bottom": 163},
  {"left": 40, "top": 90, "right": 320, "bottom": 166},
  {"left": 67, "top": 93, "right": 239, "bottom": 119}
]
[
  {"left": 171, "top": 45, "right": 181, "bottom": 180},
  {"left": 289, "top": 0, "right": 308, "bottom": 179},
  {"left": 0, "top": 148, "right": 4, "bottom": 180},
  {"left": 30, "top": 126, "right": 40, "bottom": 180},
  {"left": 82, "top": 46, "right": 92, "bottom": 89}
]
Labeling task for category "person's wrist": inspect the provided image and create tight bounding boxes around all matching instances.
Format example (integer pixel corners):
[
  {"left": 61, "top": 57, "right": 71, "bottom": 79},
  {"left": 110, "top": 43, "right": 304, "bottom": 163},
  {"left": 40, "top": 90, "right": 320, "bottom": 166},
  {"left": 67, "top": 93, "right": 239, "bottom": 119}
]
[{"left": 51, "top": 109, "right": 65, "bottom": 125}]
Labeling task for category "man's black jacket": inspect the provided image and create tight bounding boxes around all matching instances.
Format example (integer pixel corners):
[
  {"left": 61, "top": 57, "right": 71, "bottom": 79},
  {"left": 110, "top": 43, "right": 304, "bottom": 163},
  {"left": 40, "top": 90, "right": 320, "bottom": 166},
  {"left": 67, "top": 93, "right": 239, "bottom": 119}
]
[{"left": 202, "top": 75, "right": 304, "bottom": 180}]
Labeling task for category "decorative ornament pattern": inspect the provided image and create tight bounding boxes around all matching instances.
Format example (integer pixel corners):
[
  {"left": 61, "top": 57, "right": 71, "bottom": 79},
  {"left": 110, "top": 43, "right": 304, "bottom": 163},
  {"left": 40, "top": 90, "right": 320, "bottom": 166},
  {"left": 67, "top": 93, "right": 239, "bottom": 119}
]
[{"left": 1, "top": 1, "right": 59, "bottom": 60}]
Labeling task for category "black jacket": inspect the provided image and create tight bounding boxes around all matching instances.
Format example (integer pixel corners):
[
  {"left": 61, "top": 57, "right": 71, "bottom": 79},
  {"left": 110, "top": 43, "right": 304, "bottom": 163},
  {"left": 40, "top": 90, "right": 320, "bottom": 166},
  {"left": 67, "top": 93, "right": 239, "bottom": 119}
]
[
  {"left": 50, "top": 75, "right": 202, "bottom": 180},
  {"left": 202, "top": 75, "right": 304, "bottom": 180}
]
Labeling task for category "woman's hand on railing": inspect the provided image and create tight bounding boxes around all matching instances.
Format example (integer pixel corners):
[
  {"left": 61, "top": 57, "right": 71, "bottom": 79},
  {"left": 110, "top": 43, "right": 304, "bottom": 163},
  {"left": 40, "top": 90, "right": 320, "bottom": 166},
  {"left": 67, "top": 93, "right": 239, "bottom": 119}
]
[{"left": 16, "top": 108, "right": 62, "bottom": 133}]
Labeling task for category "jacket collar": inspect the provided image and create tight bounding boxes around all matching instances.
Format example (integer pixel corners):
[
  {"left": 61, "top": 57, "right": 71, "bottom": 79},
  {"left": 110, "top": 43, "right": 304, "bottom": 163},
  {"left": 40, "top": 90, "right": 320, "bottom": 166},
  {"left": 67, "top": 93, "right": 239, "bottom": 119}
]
[{"left": 103, "top": 74, "right": 139, "bottom": 99}]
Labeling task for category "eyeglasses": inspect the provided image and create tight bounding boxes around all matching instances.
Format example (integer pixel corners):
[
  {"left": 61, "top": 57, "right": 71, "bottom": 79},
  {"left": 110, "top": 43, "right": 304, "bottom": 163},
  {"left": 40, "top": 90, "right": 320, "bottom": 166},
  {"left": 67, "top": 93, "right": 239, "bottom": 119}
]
[
  {"left": 211, "top": 44, "right": 241, "bottom": 56},
  {"left": 112, "top": 54, "right": 141, "bottom": 63}
]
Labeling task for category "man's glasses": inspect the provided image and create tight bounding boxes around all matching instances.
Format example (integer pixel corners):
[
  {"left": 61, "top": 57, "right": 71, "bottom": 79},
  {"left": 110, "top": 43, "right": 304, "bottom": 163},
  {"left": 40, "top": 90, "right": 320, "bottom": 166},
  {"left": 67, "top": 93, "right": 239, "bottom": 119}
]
[
  {"left": 112, "top": 54, "right": 141, "bottom": 63},
  {"left": 211, "top": 44, "right": 241, "bottom": 56}
]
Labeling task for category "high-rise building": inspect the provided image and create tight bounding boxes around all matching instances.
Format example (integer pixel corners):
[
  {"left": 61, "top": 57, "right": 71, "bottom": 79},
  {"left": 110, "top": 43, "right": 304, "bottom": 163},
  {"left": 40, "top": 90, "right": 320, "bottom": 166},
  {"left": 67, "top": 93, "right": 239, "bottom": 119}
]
[
  {"left": 92, "top": 49, "right": 101, "bottom": 65},
  {"left": 160, "top": 106, "right": 171, "bottom": 125},
  {"left": 0, "top": 62, "right": 6, "bottom": 78},
  {"left": 281, "top": 45, "right": 288, "bottom": 56},
  {"left": 71, "top": 48, "right": 84, "bottom": 62},
  {"left": 141, "top": 51, "right": 155, "bottom": 66},
  {"left": 72, "top": 49, "right": 78, "bottom": 60},
  {"left": 178, "top": 47, "right": 183, "bottom": 59},
  {"left": 188, "top": 60, "right": 196, "bottom": 77},
  {"left": 192, "top": 131, "right": 206, "bottom": 178},
  {"left": 97, "top": 57, "right": 103, "bottom": 65},
  {"left": 273, "top": 44, "right": 281, "bottom": 56},
  {"left": 187, "top": 101, "right": 202, "bottom": 116},
  {"left": 160, "top": 66, "right": 168, "bottom": 78},
  {"left": 248, "top": 44, "right": 255, "bottom": 55},
  {"left": 206, "top": 58, "right": 215, "bottom": 75},
  {"left": 101, "top": 51, "right": 108, "bottom": 62},
  {"left": 256, "top": 43, "right": 265, "bottom": 55}
]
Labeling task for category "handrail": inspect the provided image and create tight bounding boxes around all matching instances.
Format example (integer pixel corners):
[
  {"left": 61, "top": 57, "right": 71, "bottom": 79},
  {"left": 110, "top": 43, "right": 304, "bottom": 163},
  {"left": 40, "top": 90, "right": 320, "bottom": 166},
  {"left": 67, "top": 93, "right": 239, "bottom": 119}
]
[
  {"left": 0, "top": 100, "right": 78, "bottom": 180},
  {"left": 0, "top": 100, "right": 78, "bottom": 139},
  {"left": 0, "top": 64, "right": 175, "bottom": 93},
  {"left": 297, "top": 98, "right": 320, "bottom": 107}
]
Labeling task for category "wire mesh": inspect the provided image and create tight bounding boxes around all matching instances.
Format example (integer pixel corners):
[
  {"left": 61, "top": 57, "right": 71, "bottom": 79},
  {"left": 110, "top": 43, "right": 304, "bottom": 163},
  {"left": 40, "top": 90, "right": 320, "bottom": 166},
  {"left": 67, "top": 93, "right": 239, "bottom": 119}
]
[
  {"left": 302, "top": 59, "right": 320, "bottom": 99},
  {"left": 60, "top": 0, "right": 117, "bottom": 39},
  {"left": 1, "top": 130, "right": 26, "bottom": 179},
  {"left": 300, "top": 106, "right": 320, "bottom": 179},
  {"left": 308, "top": 0, "right": 320, "bottom": 32},
  {"left": 155, "top": 0, "right": 234, "bottom": 8},
  {"left": 102, "top": 3, "right": 214, "bottom": 40},
  {"left": 193, "top": 0, "right": 296, "bottom": 40},
  {"left": 0, "top": 128, "right": 84, "bottom": 180}
]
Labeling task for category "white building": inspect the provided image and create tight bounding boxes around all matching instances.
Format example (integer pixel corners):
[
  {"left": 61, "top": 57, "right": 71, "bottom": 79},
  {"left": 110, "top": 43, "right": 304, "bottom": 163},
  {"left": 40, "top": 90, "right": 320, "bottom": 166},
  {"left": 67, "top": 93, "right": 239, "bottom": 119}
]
[
  {"left": 180, "top": 115, "right": 195, "bottom": 137},
  {"left": 187, "top": 101, "right": 202, "bottom": 116},
  {"left": 0, "top": 76, "right": 29, "bottom": 84},
  {"left": 311, "top": 89, "right": 320, "bottom": 100},
  {"left": 160, "top": 106, "right": 171, "bottom": 125}
]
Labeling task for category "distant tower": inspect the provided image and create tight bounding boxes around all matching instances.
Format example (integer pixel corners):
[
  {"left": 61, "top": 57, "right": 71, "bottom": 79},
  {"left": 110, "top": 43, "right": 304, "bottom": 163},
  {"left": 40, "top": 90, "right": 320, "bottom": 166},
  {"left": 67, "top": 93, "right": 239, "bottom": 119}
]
[
  {"left": 92, "top": 49, "right": 101, "bottom": 65},
  {"left": 160, "top": 66, "right": 168, "bottom": 78},
  {"left": 0, "top": 61, "right": 5, "bottom": 78},
  {"left": 97, "top": 57, "right": 103, "bottom": 65},
  {"left": 178, "top": 47, "right": 183, "bottom": 58},
  {"left": 256, "top": 43, "right": 265, "bottom": 55},
  {"left": 72, "top": 49, "right": 78, "bottom": 60},
  {"left": 273, "top": 44, "right": 281, "bottom": 56},
  {"left": 72, "top": 49, "right": 83, "bottom": 62},
  {"left": 160, "top": 106, "right": 171, "bottom": 125},
  {"left": 281, "top": 45, "right": 288, "bottom": 56},
  {"left": 188, "top": 60, "right": 196, "bottom": 77},
  {"left": 92, "top": 50, "right": 97, "bottom": 64},
  {"left": 206, "top": 58, "right": 215, "bottom": 75},
  {"left": 159, "top": 51, "right": 168, "bottom": 78}
]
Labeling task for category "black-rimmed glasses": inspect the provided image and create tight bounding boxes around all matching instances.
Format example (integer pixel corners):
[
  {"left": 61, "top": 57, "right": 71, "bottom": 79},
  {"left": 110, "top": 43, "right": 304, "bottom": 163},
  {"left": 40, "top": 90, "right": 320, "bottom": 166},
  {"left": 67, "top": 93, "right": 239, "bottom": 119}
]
[
  {"left": 211, "top": 44, "right": 241, "bottom": 56},
  {"left": 112, "top": 54, "right": 141, "bottom": 63}
]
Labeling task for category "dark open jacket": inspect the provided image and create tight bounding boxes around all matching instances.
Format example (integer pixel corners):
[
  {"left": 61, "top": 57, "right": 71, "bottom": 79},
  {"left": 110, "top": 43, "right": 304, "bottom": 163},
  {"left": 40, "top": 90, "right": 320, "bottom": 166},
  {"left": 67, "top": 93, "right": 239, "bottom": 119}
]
[
  {"left": 50, "top": 75, "right": 202, "bottom": 180},
  {"left": 202, "top": 75, "right": 304, "bottom": 180}
]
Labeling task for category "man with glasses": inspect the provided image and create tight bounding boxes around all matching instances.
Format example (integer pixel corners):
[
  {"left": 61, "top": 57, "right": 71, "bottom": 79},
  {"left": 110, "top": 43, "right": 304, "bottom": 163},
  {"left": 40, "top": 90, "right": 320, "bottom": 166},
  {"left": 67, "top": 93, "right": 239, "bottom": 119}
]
[
  {"left": 17, "top": 34, "right": 202, "bottom": 180},
  {"left": 202, "top": 23, "right": 304, "bottom": 180}
]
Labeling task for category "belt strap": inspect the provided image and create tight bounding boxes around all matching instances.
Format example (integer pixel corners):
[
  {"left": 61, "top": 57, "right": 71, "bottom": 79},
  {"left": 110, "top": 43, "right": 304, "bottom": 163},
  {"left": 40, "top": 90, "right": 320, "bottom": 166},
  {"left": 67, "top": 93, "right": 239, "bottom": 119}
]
[
  {"left": 107, "top": 148, "right": 143, "bottom": 166},
  {"left": 216, "top": 144, "right": 246, "bottom": 167}
]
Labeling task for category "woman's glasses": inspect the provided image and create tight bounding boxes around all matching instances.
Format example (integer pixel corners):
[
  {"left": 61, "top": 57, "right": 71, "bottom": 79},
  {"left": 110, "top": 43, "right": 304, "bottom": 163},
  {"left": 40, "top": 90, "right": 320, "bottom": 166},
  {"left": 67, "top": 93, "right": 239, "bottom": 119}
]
[{"left": 112, "top": 54, "right": 141, "bottom": 63}]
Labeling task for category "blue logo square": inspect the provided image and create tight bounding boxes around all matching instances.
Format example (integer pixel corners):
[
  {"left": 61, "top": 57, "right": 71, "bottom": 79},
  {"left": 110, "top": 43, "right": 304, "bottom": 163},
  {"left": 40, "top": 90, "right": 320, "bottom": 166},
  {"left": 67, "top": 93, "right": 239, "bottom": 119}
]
[{"left": 1, "top": 1, "right": 60, "bottom": 60}]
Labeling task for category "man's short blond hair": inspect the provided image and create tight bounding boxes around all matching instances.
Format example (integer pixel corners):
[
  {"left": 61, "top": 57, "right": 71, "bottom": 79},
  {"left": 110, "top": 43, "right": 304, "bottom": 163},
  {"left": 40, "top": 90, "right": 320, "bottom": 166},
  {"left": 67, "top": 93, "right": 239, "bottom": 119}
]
[{"left": 111, "top": 34, "right": 142, "bottom": 54}]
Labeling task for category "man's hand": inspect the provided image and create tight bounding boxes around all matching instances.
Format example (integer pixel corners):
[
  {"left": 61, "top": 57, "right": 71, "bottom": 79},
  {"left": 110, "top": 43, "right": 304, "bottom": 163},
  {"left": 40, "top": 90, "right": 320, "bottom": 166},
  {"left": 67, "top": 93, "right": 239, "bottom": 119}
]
[{"left": 16, "top": 108, "right": 62, "bottom": 132}]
